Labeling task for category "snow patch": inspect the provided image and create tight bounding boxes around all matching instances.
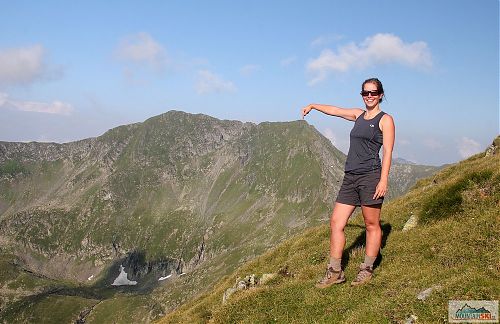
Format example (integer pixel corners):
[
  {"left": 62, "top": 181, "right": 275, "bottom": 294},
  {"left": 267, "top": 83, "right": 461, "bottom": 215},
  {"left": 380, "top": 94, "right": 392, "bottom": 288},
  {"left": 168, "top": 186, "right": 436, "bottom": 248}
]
[
  {"left": 112, "top": 265, "right": 137, "bottom": 286},
  {"left": 158, "top": 274, "right": 172, "bottom": 281}
]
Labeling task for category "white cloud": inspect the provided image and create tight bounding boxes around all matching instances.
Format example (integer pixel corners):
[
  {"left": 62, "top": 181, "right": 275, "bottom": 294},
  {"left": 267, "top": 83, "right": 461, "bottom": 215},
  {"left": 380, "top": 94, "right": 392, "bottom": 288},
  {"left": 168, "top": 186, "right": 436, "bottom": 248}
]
[
  {"left": 196, "top": 70, "right": 236, "bottom": 95},
  {"left": 0, "top": 45, "right": 58, "bottom": 86},
  {"left": 397, "top": 138, "right": 411, "bottom": 146},
  {"left": 322, "top": 128, "right": 348, "bottom": 153},
  {"left": 323, "top": 128, "right": 337, "bottom": 144},
  {"left": 307, "top": 33, "right": 432, "bottom": 85},
  {"left": 458, "top": 137, "right": 482, "bottom": 158},
  {"left": 0, "top": 92, "right": 73, "bottom": 115},
  {"left": 310, "top": 34, "right": 344, "bottom": 47},
  {"left": 115, "top": 32, "right": 168, "bottom": 71},
  {"left": 280, "top": 56, "right": 297, "bottom": 67},
  {"left": 12, "top": 100, "right": 73, "bottom": 115},
  {"left": 240, "top": 64, "right": 260, "bottom": 76},
  {"left": 423, "top": 137, "right": 444, "bottom": 150},
  {"left": 0, "top": 92, "right": 7, "bottom": 106}
]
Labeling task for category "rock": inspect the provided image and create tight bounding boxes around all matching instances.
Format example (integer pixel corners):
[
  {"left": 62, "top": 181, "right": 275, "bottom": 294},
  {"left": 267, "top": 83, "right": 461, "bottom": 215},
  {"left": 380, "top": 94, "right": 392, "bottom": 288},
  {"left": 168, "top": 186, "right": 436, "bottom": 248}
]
[
  {"left": 485, "top": 145, "right": 497, "bottom": 156},
  {"left": 278, "top": 266, "right": 293, "bottom": 277},
  {"left": 485, "top": 137, "right": 499, "bottom": 156},
  {"left": 248, "top": 274, "right": 257, "bottom": 286},
  {"left": 222, "top": 273, "right": 263, "bottom": 303},
  {"left": 417, "top": 285, "right": 442, "bottom": 300},
  {"left": 402, "top": 213, "right": 418, "bottom": 231},
  {"left": 237, "top": 280, "right": 247, "bottom": 290}
]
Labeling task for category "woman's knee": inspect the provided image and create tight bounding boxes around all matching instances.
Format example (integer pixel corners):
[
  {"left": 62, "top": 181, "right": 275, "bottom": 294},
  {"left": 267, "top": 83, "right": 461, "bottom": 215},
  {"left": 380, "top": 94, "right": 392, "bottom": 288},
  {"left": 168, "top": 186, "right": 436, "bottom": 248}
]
[
  {"left": 330, "top": 216, "right": 347, "bottom": 232},
  {"left": 365, "top": 221, "right": 381, "bottom": 233},
  {"left": 361, "top": 205, "right": 381, "bottom": 230},
  {"left": 330, "top": 203, "right": 355, "bottom": 231}
]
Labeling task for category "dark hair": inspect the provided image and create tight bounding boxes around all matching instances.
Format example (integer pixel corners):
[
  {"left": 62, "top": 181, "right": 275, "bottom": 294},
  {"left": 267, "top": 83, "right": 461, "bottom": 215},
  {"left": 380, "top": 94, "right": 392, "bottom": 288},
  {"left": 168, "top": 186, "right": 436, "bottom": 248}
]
[{"left": 362, "top": 78, "right": 385, "bottom": 103}]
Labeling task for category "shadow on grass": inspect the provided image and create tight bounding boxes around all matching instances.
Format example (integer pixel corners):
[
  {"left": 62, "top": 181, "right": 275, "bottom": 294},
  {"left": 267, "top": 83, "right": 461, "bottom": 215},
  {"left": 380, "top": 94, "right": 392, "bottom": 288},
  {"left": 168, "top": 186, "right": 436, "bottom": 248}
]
[{"left": 341, "top": 222, "right": 392, "bottom": 270}]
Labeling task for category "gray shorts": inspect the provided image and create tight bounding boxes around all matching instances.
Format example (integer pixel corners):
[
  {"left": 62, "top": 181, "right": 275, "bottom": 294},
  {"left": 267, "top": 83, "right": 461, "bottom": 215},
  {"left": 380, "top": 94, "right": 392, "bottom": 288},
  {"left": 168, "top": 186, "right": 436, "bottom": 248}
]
[{"left": 336, "top": 170, "right": 384, "bottom": 206}]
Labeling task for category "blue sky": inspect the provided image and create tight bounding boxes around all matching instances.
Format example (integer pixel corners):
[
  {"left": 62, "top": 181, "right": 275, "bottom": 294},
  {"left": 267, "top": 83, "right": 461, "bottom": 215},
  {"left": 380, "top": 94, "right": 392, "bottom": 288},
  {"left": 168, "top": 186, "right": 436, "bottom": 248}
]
[{"left": 0, "top": 0, "right": 498, "bottom": 165}]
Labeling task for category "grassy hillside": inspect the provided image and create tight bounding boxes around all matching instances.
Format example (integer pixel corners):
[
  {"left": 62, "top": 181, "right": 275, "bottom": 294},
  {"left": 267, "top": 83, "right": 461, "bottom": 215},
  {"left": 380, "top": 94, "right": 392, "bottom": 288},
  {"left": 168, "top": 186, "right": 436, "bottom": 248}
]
[{"left": 160, "top": 138, "right": 500, "bottom": 323}]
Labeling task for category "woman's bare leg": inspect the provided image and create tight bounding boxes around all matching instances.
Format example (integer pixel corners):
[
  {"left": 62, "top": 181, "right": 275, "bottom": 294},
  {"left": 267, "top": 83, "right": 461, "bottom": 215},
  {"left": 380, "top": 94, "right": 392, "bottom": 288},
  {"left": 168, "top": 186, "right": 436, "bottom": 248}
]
[
  {"left": 360, "top": 204, "right": 382, "bottom": 258},
  {"left": 349, "top": 204, "right": 382, "bottom": 286},
  {"left": 330, "top": 202, "right": 357, "bottom": 259}
]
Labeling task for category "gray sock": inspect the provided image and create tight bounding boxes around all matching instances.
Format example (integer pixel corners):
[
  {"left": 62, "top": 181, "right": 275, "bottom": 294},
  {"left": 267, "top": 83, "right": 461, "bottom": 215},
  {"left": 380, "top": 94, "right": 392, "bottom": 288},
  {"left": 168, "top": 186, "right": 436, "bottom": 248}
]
[
  {"left": 328, "top": 257, "right": 342, "bottom": 271},
  {"left": 363, "top": 255, "right": 377, "bottom": 268}
]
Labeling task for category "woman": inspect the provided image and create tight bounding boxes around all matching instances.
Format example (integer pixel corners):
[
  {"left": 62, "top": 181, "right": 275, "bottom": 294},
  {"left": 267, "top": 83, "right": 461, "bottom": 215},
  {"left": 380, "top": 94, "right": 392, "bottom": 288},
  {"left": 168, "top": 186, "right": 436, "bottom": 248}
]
[{"left": 301, "top": 78, "right": 395, "bottom": 287}]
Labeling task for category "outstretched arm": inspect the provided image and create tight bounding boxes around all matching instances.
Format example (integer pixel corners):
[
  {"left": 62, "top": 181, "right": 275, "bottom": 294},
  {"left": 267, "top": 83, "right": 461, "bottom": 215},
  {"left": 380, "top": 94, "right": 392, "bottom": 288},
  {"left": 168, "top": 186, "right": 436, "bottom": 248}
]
[
  {"left": 301, "top": 103, "right": 364, "bottom": 121},
  {"left": 373, "top": 114, "right": 395, "bottom": 200}
]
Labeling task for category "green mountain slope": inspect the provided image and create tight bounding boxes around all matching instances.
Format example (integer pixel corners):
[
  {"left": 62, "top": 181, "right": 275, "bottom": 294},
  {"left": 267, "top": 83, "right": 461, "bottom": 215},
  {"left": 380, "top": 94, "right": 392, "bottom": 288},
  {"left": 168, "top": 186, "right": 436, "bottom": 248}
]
[
  {"left": 160, "top": 136, "right": 499, "bottom": 323},
  {"left": 0, "top": 111, "right": 438, "bottom": 322}
]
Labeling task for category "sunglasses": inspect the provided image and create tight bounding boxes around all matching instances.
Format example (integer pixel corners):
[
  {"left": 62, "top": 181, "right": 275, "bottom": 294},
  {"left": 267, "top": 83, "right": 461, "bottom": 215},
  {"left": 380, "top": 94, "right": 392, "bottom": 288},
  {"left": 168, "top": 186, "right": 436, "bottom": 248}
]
[{"left": 360, "top": 90, "right": 380, "bottom": 97}]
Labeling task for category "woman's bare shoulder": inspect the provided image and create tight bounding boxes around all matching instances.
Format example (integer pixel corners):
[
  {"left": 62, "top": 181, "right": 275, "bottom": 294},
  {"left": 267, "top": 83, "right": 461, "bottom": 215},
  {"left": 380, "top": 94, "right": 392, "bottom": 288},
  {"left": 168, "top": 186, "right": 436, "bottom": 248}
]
[
  {"left": 348, "top": 108, "right": 365, "bottom": 121},
  {"left": 381, "top": 113, "right": 394, "bottom": 123},
  {"left": 379, "top": 113, "right": 395, "bottom": 130}
]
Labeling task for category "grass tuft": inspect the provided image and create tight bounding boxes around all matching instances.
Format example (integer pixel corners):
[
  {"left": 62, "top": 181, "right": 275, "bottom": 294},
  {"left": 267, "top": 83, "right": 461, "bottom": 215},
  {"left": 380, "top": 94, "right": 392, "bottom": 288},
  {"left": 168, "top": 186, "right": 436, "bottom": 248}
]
[{"left": 419, "top": 170, "right": 493, "bottom": 223}]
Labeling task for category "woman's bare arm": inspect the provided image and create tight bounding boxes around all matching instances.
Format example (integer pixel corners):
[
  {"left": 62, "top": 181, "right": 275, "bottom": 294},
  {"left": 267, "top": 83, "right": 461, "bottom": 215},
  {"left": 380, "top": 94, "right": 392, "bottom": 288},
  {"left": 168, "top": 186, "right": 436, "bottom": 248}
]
[
  {"left": 373, "top": 114, "right": 395, "bottom": 200},
  {"left": 301, "top": 103, "right": 364, "bottom": 121}
]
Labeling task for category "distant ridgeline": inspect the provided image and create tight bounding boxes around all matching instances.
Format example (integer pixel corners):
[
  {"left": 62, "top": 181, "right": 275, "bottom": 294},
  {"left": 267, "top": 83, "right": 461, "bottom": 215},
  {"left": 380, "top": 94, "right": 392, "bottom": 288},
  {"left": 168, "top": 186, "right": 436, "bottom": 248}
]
[{"left": 0, "top": 111, "right": 439, "bottom": 322}]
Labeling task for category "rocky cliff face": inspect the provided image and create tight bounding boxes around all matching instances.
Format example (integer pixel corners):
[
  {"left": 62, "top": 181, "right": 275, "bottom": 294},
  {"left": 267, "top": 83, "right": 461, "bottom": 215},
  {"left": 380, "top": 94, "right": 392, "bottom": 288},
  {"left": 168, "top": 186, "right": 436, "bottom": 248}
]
[{"left": 0, "top": 110, "right": 438, "bottom": 320}]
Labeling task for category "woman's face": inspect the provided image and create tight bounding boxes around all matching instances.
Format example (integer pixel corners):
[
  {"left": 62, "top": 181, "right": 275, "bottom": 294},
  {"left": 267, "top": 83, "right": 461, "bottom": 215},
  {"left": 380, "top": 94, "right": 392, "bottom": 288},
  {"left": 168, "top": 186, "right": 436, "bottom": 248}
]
[{"left": 361, "top": 82, "right": 383, "bottom": 108}]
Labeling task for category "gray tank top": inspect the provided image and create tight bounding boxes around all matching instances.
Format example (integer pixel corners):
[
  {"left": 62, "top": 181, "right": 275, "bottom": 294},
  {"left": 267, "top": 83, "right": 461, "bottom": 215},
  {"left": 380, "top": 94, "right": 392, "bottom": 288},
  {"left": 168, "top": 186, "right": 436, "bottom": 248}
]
[{"left": 345, "top": 111, "right": 386, "bottom": 174}]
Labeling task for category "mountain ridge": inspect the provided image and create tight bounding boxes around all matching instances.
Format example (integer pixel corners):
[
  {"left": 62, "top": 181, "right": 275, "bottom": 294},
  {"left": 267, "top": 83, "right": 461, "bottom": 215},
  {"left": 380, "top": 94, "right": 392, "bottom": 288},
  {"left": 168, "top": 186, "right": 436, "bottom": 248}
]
[{"left": 0, "top": 110, "right": 439, "bottom": 322}]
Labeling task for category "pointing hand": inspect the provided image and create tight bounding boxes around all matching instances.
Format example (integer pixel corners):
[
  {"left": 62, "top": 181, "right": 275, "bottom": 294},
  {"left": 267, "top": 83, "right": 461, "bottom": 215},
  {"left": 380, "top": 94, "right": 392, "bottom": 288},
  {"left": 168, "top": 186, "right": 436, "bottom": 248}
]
[{"left": 301, "top": 105, "right": 313, "bottom": 119}]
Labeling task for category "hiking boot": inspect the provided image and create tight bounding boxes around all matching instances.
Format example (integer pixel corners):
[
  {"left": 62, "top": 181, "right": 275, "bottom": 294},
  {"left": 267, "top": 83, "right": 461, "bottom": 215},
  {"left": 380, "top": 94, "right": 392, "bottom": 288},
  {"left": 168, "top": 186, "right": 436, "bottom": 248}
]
[
  {"left": 351, "top": 263, "right": 373, "bottom": 286},
  {"left": 315, "top": 267, "right": 345, "bottom": 288}
]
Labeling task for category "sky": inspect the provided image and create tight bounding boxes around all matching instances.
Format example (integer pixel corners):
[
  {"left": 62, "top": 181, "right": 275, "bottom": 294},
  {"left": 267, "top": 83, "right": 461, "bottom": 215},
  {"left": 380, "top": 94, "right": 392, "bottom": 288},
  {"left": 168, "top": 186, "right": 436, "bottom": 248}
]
[{"left": 0, "top": 0, "right": 498, "bottom": 166}]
